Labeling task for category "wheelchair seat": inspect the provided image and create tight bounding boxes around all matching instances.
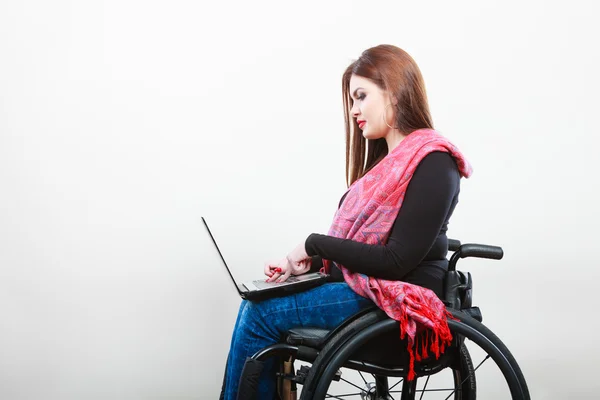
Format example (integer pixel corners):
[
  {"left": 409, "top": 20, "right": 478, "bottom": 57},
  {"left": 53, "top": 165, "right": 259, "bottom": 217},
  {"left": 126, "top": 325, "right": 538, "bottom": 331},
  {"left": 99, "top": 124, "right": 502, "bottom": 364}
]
[{"left": 285, "top": 327, "right": 330, "bottom": 349}]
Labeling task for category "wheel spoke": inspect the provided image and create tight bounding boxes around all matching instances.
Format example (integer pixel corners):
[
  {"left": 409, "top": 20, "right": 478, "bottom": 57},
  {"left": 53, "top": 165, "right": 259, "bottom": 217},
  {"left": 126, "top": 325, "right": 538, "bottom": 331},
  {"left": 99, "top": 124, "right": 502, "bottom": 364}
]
[
  {"left": 389, "top": 378, "right": 404, "bottom": 391},
  {"left": 326, "top": 393, "right": 363, "bottom": 399},
  {"left": 418, "top": 375, "right": 431, "bottom": 400},
  {"left": 443, "top": 389, "right": 460, "bottom": 400},
  {"left": 443, "top": 353, "right": 491, "bottom": 400},
  {"left": 338, "top": 376, "right": 368, "bottom": 392},
  {"left": 357, "top": 369, "right": 369, "bottom": 387},
  {"left": 472, "top": 354, "right": 491, "bottom": 372},
  {"left": 391, "top": 388, "right": 458, "bottom": 393}
]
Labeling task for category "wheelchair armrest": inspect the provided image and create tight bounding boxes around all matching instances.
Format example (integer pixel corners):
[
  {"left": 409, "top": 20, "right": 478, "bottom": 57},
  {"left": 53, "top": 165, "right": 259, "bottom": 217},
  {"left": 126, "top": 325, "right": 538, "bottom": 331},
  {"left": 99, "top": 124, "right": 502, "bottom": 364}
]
[{"left": 444, "top": 270, "right": 472, "bottom": 310}]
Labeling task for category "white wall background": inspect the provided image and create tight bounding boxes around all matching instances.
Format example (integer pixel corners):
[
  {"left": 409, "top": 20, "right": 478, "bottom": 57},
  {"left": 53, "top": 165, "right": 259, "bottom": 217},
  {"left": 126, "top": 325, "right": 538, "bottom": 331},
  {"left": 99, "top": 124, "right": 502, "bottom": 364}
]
[{"left": 1, "top": 0, "right": 598, "bottom": 399}]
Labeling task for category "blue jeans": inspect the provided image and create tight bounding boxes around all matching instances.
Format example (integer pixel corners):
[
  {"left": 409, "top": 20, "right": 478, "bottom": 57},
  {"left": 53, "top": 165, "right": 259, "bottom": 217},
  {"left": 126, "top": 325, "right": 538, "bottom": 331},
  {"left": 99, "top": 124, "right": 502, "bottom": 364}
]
[{"left": 222, "top": 282, "right": 374, "bottom": 400}]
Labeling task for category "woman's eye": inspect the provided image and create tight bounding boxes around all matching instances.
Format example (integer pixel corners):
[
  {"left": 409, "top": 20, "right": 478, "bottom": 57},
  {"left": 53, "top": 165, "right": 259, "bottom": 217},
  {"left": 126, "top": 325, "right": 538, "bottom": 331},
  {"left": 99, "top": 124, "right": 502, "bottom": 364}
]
[{"left": 357, "top": 93, "right": 366, "bottom": 100}]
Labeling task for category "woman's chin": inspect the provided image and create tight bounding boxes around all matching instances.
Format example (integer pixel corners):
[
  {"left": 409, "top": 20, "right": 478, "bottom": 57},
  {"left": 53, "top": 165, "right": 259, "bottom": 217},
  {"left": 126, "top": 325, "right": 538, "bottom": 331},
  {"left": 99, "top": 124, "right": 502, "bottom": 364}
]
[{"left": 362, "top": 131, "right": 381, "bottom": 140}]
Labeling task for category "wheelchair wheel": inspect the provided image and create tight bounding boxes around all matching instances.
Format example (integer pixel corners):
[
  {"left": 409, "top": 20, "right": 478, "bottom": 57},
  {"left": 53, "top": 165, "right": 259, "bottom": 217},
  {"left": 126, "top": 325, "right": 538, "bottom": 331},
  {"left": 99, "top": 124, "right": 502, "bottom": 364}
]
[{"left": 305, "top": 312, "right": 529, "bottom": 400}]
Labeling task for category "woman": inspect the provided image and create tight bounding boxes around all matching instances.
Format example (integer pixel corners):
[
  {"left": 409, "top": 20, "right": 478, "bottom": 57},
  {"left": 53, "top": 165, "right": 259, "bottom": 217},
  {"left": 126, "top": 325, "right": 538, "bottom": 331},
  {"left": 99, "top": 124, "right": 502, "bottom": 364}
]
[{"left": 220, "top": 44, "right": 472, "bottom": 399}]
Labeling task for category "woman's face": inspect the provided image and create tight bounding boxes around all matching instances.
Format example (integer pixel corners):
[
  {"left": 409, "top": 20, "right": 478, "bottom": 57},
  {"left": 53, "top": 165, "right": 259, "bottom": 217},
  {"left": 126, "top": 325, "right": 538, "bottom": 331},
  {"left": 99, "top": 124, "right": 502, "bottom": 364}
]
[{"left": 349, "top": 74, "right": 395, "bottom": 140}]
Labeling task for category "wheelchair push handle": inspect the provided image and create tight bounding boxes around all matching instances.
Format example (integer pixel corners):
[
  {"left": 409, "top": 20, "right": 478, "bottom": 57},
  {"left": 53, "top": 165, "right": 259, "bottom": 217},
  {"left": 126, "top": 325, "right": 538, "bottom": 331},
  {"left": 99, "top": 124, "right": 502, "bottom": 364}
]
[
  {"left": 459, "top": 243, "right": 504, "bottom": 260},
  {"left": 448, "top": 241, "right": 504, "bottom": 271},
  {"left": 448, "top": 239, "right": 461, "bottom": 252}
]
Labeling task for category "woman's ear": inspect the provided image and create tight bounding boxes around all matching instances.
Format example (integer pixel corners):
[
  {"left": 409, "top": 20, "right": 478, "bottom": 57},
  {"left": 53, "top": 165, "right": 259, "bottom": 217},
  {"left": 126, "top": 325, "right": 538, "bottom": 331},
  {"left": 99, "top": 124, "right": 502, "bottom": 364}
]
[{"left": 388, "top": 93, "right": 398, "bottom": 106}]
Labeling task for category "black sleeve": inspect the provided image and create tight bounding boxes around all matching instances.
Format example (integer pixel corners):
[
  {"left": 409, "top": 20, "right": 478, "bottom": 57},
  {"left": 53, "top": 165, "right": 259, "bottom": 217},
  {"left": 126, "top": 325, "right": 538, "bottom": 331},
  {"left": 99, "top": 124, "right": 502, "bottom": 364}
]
[
  {"left": 309, "top": 255, "right": 324, "bottom": 272},
  {"left": 304, "top": 151, "right": 460, "bottom": 280}
]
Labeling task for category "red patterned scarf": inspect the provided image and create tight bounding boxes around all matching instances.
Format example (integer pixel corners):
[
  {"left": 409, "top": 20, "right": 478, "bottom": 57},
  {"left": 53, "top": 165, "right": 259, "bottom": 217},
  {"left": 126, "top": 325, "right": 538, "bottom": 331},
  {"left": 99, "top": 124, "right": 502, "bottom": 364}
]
[{"left": 322, "top": 128, "right": 473, "bottom": 380}]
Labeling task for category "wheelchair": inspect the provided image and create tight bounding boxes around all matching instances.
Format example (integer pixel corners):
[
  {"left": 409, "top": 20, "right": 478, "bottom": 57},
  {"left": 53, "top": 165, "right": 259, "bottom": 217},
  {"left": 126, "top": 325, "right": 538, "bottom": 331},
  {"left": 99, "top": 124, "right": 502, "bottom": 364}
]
[{"left": 237, "top": 240, "right": 530, "bottom": 399}]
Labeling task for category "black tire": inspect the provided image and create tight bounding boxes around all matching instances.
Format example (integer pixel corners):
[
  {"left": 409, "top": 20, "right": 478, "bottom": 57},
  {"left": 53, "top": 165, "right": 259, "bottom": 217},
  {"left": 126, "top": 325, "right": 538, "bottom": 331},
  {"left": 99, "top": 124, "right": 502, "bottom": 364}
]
[
  {"left": 448, "top": 310, "right": 529, "bottom": 400},
  {"left": 451, "top": 343, "right": 477, "bottom": 400}
]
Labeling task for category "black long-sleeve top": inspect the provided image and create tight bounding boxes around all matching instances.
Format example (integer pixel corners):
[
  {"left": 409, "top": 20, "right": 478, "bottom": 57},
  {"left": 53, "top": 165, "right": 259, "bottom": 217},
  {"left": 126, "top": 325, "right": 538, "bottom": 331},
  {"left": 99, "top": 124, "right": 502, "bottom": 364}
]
[{"left": 305, "top": 151, "right": 460, "bottom": 298}]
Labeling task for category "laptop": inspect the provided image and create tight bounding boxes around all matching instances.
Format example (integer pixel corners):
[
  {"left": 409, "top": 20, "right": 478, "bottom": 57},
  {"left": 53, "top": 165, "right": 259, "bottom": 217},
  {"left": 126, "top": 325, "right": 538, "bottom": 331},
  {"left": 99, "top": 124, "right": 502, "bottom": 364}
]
[{"left": 202, "top": 217, "right": 330, "bottom": 301}]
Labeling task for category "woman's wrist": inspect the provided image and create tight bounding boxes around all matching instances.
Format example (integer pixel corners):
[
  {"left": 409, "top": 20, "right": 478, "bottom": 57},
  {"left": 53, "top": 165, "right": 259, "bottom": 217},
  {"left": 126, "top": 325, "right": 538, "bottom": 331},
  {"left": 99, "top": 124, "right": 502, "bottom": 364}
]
[{"left": 305, "top": 233, "right": 318, "bottom": 257}]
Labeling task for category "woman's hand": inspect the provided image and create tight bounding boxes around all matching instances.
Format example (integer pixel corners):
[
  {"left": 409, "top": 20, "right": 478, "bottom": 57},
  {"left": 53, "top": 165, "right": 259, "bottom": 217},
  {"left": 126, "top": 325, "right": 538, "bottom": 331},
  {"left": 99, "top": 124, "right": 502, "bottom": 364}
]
[
  {"left": 264, "top": 258, "right": 289, "bottom": 283},
  {"left": 287, "top": 241, "right": 311, "bottom": 269},
  {"left": 264, "top": 242, "right": 312, "bottom": 283}
]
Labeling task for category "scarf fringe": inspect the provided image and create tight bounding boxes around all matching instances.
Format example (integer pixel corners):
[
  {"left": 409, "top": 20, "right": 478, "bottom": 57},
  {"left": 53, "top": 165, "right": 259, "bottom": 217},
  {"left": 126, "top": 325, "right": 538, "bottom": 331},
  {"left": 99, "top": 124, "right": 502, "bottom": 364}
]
[{"left": 403, "top": 309, "right": 455, "bottom": 381}]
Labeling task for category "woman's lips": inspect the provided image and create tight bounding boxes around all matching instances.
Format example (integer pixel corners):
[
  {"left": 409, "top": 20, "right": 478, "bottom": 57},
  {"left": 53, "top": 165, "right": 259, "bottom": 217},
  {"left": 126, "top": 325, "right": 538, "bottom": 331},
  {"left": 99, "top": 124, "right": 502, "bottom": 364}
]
[{"left": 358, "top": 121, "right": 366, "bottom": 129}]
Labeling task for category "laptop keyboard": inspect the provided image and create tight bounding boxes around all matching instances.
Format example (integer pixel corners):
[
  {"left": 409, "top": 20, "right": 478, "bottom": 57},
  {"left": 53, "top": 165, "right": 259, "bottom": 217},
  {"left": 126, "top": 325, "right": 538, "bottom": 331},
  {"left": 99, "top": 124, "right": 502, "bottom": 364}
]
[{"left": 252, "top": 276, "right": 300, "bottom": 289}]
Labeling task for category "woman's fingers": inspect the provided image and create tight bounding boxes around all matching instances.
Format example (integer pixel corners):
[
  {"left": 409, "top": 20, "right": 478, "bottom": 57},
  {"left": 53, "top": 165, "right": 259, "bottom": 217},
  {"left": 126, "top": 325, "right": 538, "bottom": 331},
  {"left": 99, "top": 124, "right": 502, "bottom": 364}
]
[
  {"left": 264, "top": 258, "right": 294, "bottom": 283},
  {"left": 264, "top": 260, "right": 282, "bottom": 277},
  {"left": 276, "top": 268, "right": 292, "bottom": 283},
  {"left": 266, "top": 268, "right": 284, "bottom": 283},
  {"left": 265, "top": 263, "right": 284, "bottom": 282},
  {"left": 264, "top": 262, "right": 275, "bottom": 277},
  {"left": 292, "top": 259, "right": 311, "bottom": 275}
]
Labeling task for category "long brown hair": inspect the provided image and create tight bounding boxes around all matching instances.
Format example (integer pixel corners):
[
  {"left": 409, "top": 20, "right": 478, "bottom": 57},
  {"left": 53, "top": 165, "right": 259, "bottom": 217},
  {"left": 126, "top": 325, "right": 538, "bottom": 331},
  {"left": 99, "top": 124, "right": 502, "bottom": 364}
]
[{"left": 342, "top": 45, "right": 434, "bottom": 187}]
